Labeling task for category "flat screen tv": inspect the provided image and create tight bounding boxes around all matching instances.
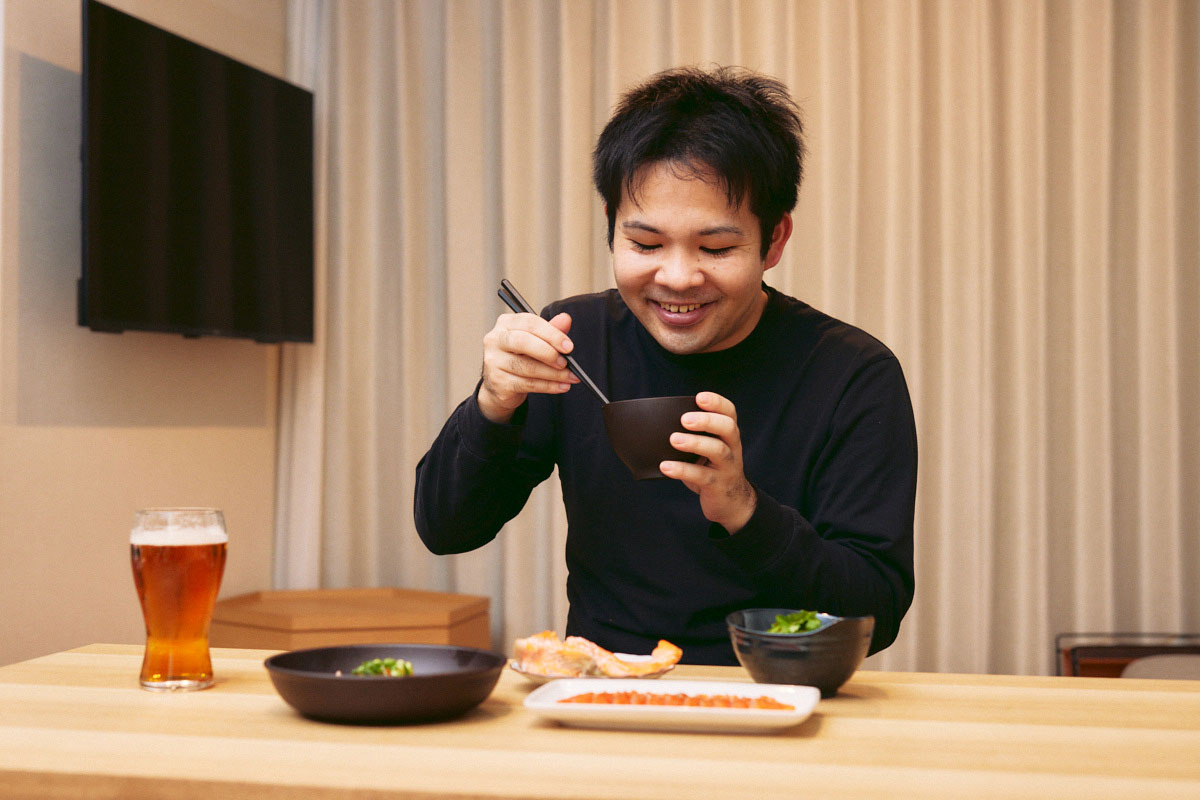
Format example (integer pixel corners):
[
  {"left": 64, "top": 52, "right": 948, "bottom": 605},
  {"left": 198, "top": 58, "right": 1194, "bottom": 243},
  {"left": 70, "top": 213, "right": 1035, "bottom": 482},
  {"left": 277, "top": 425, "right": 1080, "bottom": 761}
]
[{"left": 80, "top": 0, "right": 314, "bottom": 343}]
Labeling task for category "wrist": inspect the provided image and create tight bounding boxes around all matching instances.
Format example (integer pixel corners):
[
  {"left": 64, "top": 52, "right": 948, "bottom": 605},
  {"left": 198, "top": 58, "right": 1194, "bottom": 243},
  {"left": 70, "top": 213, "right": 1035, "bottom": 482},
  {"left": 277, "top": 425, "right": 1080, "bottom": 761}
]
[
  {"left": 476, "top": 384, "right": 518, "bottom": 424},
  {"left": 719, "top": 483, "right": 757, "bottom": 535}
]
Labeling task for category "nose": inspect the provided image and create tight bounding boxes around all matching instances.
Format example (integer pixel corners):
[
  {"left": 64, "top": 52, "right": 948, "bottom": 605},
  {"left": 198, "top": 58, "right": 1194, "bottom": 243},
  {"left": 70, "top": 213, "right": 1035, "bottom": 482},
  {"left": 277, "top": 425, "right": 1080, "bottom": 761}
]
[{"left": 654, "top": 249, "right": 705, "bottom": 291}]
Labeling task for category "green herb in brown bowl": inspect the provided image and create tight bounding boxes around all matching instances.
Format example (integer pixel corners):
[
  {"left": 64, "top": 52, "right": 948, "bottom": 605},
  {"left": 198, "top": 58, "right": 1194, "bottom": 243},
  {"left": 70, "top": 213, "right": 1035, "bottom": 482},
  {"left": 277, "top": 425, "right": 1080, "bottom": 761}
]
[{"left": 350, "top": 657, "right": 413, "bottom": 677}]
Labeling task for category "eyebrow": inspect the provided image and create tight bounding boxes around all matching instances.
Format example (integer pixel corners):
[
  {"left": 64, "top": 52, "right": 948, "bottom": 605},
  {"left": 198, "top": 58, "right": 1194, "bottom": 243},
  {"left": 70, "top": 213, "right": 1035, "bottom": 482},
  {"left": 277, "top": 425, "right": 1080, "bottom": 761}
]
[{"left": 620, "top": 221, "right": 746, "bottom": 237}]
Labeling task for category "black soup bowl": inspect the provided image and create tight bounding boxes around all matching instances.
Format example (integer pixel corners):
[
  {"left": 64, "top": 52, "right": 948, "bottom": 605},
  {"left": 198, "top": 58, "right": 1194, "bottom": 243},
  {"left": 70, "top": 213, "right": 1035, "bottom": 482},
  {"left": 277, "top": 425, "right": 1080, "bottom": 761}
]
[
  {"left": 603, "top": 395, "right": 706, "bottom": 480},
  {"left": 264, "top": 643, "right": 505, "bottom": 724},
  {"left": 727, "top": 609, "right": 874, "bottom": 698}
]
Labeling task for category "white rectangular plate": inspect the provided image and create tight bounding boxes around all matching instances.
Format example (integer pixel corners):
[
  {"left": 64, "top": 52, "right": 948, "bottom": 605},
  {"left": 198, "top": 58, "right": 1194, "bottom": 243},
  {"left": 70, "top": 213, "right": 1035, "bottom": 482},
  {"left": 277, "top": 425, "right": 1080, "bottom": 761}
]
[{"left": 523, "top": 678, "right": 819, "bottom": 734}]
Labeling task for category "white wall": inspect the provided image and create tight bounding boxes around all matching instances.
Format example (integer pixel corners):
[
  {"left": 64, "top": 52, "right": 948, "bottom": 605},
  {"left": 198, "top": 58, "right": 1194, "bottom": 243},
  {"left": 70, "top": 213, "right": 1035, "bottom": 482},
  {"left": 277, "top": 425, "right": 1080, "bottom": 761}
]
[{"left": 0, "top": 0, "right": 288, "bottom": 666}]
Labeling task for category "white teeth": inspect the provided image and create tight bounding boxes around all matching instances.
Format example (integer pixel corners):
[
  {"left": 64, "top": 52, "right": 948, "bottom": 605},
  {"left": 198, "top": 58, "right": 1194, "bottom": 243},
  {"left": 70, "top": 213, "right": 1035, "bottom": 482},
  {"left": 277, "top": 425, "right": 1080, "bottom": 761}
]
[{"left": 662, "top": 303, "right": 701, "bottom": 313}]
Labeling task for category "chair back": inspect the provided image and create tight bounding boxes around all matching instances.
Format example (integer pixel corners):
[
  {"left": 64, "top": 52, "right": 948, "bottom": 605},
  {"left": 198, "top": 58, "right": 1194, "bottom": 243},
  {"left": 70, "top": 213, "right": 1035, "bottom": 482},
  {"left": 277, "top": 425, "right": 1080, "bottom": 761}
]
[{"left": 1120, "top": 654, "right": 1200, "bottom": 680}]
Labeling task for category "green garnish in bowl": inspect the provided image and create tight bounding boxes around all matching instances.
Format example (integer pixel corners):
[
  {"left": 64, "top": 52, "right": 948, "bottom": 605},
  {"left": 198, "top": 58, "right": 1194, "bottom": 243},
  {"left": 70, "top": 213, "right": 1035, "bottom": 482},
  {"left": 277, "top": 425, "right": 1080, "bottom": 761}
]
[
  {"left": 350, "top": 657, "right": 414, "bottom": 676},
  {"left": 767, "top": 610, "right": 823, "bottom": 634}
]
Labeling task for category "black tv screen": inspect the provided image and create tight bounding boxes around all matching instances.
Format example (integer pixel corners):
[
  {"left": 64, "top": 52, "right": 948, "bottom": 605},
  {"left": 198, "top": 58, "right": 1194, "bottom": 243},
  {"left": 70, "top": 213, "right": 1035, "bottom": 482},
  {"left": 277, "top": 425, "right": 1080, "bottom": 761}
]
[{"left": 81, "top": 0, "right": 314, "bottom": 343}]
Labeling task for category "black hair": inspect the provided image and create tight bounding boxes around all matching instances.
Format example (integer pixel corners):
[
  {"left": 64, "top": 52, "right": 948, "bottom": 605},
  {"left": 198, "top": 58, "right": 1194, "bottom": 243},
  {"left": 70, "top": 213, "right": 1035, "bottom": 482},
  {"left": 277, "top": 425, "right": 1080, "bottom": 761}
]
[{"left": 592, "top": 65, "right": 804, "bottom": 259}]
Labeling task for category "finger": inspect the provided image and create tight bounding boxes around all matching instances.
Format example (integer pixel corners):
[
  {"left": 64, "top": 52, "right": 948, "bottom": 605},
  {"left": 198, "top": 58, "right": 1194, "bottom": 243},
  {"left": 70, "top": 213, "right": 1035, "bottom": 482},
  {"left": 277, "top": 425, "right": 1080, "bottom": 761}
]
[
  {"left": 494, "top": 325, "right": 573, "bottom": 370},
  {"left": 696, "top": 391, "right": 737, "bottom": 421},
  {"left": 547, "top": 312, "right": 574, "bottom": 350},
  {"left": 503, "top": 311, "right": 574, "bottom": 357},
  {"left": 680, "top": 410, "right": 738, "bottom": 443},
  {"left": 484, "top": 365, "right": 574, "bottom": 397},
  {"left": 485, "top": 348, "right": 577, "bottom": 385},
  {"left": 659, "top": 460, "right": 709, "bottom": 489},
  {"left": 669, "top": 432, "right": 732, "bottom": 464},
  {"left": 510, "top": 377, "right": 575, "bottom": 394}
]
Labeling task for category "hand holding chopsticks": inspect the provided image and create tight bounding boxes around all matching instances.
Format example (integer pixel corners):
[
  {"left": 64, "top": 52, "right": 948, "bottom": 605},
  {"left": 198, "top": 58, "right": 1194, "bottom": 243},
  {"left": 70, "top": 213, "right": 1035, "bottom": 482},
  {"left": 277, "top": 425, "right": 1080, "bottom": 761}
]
[{"left": 496, "top": 280, "right": 610, "bottom": 406}]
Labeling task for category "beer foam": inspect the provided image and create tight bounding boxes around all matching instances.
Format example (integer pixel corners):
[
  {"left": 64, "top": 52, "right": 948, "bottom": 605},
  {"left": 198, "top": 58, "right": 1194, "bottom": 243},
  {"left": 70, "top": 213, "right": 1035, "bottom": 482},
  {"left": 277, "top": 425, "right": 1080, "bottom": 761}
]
[{"left": 130, "top": 525, "right": 229, "bottom": 546}]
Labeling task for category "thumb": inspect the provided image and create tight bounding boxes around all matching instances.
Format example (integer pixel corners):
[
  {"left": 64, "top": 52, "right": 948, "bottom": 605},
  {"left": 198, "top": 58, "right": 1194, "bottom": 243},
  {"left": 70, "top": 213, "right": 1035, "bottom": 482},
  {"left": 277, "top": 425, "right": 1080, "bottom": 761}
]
[{"left": 549, "top": 312, "right": 573, "bottom": 336}]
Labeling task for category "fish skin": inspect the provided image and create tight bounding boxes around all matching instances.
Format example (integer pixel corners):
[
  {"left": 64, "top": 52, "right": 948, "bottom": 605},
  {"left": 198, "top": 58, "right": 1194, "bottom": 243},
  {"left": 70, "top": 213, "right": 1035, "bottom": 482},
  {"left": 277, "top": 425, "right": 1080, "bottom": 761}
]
[{"left": 512, "top": 631, "right": 682, "bottom": 677}]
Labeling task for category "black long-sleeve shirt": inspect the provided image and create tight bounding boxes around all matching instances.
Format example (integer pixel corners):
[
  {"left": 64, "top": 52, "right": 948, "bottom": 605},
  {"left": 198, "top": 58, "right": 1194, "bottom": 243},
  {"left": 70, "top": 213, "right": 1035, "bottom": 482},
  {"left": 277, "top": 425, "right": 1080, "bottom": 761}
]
[{"left": 414, "top": 285, "right": 917, "bottom": 664}]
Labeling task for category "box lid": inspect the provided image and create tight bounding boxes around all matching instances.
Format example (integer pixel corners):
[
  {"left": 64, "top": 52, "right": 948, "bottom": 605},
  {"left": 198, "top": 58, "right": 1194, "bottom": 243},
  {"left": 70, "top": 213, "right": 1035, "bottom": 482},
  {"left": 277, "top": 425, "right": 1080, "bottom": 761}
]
[{"left": 213, "top": 588, "right": 489, "bottom": 632}]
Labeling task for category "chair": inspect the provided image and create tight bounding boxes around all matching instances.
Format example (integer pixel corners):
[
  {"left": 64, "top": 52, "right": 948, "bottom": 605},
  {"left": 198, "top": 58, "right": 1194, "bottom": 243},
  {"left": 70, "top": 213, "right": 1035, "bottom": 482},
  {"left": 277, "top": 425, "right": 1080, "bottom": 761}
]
[
  {"left": 1056, "top": 633, "right": 1200, "bottom": 677},
  {"left": 1120, "top": 654, "right": 1200, "bottom": 680}
]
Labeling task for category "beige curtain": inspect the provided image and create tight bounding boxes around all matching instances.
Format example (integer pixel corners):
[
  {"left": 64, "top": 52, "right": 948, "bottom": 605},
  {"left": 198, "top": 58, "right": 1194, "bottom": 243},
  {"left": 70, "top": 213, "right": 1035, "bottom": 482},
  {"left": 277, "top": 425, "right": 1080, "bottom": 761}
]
[{"left": 275, "top": 0, "right": 1200, "bottom": 676}]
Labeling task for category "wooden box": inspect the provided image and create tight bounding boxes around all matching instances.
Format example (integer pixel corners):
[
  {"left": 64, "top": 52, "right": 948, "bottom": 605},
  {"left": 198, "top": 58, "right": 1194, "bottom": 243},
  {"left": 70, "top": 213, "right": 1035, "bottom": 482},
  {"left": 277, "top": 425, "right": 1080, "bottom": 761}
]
[{"left": 210, "top": 588, "right": 490, "bottom": 651}]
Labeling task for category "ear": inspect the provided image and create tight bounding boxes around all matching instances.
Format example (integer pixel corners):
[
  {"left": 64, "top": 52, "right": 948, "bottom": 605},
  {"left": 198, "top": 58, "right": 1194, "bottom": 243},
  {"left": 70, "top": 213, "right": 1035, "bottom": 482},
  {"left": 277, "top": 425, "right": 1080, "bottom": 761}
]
[
  {"left": 762, "top": 213, "right": 793, "bottom": 271},
  {"left": 603, "top": 203, "right": 615, "bottom": 252}
]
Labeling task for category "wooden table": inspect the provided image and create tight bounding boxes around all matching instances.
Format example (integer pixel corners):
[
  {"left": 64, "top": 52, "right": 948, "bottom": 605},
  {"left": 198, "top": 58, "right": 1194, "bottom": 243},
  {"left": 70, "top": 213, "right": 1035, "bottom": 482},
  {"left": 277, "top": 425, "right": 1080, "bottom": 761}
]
[{"left": 1, "top": 644, "right": 1198, "bottom": 799}]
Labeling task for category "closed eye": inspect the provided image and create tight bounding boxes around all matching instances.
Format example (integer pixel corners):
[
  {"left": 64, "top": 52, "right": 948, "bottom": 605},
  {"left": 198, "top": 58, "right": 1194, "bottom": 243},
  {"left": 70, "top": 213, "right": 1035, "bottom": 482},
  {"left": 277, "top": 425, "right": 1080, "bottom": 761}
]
[
  {"left": 629, "top": 240, "right": 661, "bottom": 253},
  {"left": 701, "top": 246, "right": 736, "bottom": 256}
]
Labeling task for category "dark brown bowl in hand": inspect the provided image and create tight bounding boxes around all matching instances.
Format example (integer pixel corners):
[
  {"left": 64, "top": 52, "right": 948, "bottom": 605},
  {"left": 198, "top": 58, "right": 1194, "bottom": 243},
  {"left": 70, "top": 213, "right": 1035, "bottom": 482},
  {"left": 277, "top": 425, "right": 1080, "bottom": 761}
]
[{"left": 602, "top": 395, "right": 704, "bottom": 480}]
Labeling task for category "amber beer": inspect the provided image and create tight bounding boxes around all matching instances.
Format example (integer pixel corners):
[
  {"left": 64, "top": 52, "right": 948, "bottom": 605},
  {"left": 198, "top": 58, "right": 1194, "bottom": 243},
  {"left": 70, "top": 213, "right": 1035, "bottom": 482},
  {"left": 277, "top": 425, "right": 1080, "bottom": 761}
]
[{"left": 130, "top": 508, "right": 227, "bottom": 691}]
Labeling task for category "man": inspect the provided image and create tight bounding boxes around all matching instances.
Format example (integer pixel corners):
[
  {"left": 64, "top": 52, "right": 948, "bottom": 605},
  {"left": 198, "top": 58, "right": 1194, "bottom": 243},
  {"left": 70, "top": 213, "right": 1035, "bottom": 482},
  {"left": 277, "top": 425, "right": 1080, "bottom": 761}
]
[{"left": 415, "top": 66, "right": 916, "bottom": 664}]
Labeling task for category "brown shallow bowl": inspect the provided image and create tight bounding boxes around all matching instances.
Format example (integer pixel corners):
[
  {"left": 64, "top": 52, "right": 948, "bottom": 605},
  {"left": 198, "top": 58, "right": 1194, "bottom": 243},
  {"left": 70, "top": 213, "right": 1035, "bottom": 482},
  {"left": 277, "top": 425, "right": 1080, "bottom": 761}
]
[
  {"left": 603, "top": 395, "right": 704, "bottom": 480},
  {"left": 264, "top": 643, "right": 505, "bottom": 724},
  {"left": 727, "top": 609, "right": 874, "bottom": 697}
]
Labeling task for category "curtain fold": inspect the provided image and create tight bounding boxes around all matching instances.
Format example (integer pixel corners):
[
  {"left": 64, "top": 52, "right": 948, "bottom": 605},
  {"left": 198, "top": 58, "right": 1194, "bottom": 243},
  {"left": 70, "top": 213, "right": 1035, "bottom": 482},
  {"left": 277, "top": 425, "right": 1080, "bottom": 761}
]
[
  {"left": 277, "top": 0, "right": 1200, "bottom": 675},
  {"left": 273, "top": 0, "right": 327, "bottom": 590}
]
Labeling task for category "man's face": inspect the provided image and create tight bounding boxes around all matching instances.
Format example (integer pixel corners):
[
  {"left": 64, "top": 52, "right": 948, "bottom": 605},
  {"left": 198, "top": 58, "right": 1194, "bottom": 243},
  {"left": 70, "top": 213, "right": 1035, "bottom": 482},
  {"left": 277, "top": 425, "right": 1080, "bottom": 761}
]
[{"left": 612, "top": 161, "right": 791, "bottom": 355}]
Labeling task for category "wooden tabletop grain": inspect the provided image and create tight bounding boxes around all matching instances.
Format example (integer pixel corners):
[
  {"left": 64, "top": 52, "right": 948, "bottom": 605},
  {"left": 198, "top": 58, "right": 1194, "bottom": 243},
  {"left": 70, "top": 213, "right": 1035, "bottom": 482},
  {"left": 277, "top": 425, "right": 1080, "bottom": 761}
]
[{"left": 1, "top": 643, "right": 1198, "bottom": 799}]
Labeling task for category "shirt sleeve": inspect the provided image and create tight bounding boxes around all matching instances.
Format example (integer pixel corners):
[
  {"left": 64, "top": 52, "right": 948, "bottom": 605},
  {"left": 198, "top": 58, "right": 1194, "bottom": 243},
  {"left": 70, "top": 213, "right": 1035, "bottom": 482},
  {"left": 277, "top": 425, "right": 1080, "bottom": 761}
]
[
  {"left": 413, "top": 386, "right": 557, "bottom": 555},
  {"left": 710, "top": 355, "right": 917, "bottom": 655}
]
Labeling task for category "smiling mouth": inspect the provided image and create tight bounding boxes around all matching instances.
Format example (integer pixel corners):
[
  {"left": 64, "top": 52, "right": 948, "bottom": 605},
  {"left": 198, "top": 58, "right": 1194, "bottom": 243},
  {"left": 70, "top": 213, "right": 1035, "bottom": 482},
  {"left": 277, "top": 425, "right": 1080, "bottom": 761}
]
[{"left": 654, "top": 301, "right": 706, "bottom": 313}]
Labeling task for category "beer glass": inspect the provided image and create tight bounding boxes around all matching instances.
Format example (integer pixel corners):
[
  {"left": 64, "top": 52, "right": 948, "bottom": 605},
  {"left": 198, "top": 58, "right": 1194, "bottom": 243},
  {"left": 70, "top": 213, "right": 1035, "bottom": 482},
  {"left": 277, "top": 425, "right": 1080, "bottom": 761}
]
[{"left": 130, "top": 508, "right": 228, "bottom": 691}]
